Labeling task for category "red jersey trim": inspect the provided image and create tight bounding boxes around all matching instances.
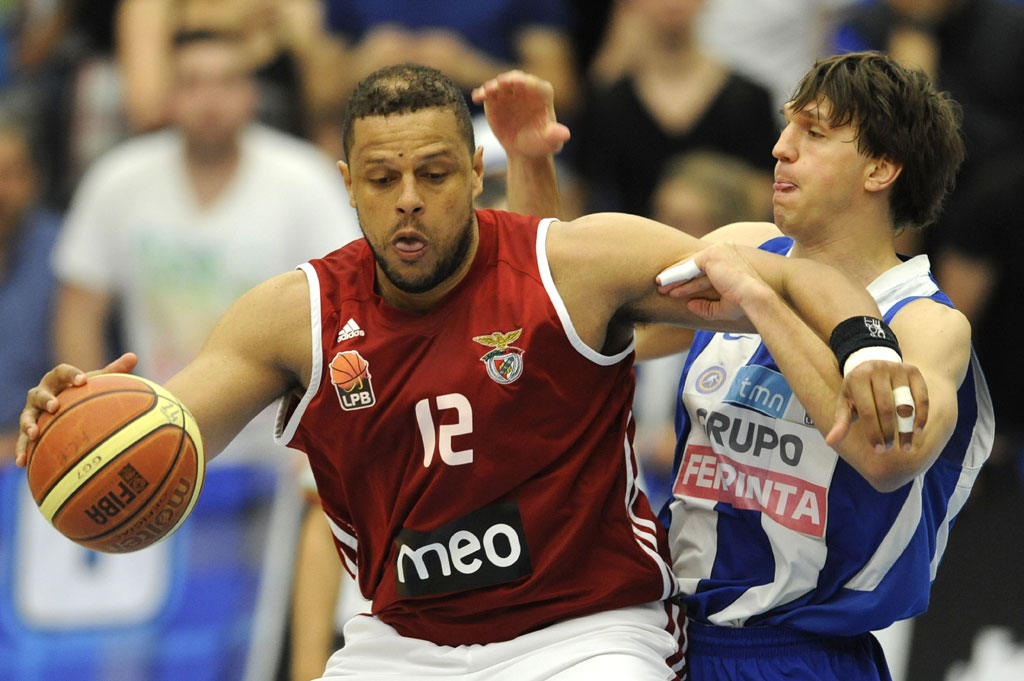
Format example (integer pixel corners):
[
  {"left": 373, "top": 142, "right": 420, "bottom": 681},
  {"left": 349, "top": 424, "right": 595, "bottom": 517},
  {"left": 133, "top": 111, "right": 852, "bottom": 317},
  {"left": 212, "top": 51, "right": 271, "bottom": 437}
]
[
  {"left": 535, "top": 218, "right": 636, "bottom": 366},
  {"left": 275, "top": 262, "right": 326, "bottom": 446}
]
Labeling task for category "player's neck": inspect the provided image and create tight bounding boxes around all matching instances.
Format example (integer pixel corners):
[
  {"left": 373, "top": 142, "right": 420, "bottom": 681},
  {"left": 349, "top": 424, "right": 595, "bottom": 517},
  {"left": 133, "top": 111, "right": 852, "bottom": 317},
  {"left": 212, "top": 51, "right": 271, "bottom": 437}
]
[{"left": 792, "top": 225, "right": 903, "bottom": 287}]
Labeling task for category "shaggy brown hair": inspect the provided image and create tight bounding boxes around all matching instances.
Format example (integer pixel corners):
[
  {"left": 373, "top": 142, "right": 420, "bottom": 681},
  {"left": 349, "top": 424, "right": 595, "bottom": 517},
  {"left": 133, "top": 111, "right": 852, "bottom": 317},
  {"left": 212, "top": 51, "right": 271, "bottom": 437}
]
[{"left": 789, "top": 51, "right": 965, "bottom": 231}]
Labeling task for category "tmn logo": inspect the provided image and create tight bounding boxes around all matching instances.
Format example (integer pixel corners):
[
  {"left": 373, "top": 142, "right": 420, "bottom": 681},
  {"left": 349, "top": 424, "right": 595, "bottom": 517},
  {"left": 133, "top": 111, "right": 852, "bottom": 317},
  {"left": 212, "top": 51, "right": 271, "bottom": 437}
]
[{"left": 394, "top": 502, "right": 532, "bottom": 597}]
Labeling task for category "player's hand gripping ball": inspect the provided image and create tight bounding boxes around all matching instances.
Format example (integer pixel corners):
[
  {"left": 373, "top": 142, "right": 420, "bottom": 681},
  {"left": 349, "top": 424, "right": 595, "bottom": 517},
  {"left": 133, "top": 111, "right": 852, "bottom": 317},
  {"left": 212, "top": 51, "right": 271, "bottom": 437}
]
[{"left": 24, "top": 373, "right": 205, "bottom": 553}]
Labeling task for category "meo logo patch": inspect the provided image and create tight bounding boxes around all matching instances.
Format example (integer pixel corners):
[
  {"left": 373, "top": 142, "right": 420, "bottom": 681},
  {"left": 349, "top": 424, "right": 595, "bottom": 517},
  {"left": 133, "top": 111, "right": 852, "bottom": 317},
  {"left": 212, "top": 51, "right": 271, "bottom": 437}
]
[{"left": 394, "top": 502, "right": 532, "bottom": 597}]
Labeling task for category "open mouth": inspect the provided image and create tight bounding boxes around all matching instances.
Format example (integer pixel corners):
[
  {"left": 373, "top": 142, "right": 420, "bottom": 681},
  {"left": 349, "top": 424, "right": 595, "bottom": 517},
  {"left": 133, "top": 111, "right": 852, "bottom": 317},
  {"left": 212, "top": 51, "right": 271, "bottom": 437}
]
[{"left": 393, "top": 233, "right": 428, "bottom": 260}]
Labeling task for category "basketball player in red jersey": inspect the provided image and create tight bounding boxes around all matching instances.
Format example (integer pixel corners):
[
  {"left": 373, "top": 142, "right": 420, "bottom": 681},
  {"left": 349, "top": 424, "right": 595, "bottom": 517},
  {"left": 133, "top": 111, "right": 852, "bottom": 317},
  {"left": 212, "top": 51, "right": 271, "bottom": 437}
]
[{"left": 16, "top": 64, "right": 924, "bottom": 680}]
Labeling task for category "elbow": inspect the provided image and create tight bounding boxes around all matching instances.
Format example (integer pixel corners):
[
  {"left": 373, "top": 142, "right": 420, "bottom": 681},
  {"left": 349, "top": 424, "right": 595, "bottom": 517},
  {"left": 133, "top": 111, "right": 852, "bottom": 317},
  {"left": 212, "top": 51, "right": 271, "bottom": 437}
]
[
  {"left": 853, "top": 451, "right": 921, "bottom": 493},
  {"left": 863, "top": 472, "right": 912, "bottom": 494}
]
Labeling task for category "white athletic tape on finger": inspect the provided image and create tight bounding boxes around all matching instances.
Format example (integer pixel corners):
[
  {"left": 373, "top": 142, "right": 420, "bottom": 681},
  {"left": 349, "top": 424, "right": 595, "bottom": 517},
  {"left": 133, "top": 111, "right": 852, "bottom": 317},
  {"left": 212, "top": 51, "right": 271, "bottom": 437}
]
[
  {"left": 892, "top": 385, "right": 915, "bottom": 434},
  {"left": 656, "top": 259, "right": 703, "bottom": 287},
  {"left": 841, "top": 346, "right": 903, "bottom": 376}
]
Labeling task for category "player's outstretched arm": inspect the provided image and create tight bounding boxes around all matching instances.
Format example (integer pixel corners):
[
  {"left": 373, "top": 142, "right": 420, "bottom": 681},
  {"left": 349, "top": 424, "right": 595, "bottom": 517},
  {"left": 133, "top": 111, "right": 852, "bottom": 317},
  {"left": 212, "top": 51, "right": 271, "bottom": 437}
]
[
  {"left": 553, "top": 219, "right": 930, "bottom": 483},
  {"left": 546, "top": 214, "right": 877, "bottom": 347},
  {"left": 15, "top": 271, "right": 312, "bottom": 467},
  {"left": 472, "top": 70, "right": 570, "bottom": 219}
]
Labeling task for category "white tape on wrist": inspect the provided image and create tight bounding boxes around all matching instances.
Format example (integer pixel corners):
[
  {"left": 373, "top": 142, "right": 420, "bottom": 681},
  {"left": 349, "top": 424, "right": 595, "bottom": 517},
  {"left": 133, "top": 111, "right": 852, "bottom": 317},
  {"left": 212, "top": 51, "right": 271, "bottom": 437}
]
[
  {"left": 841, "top": 346, "right": 903, "bottom": 376},
  {"left": 892, "top": 384, "right": 915, "bottom": 434},
  {"left": 656, "top": 259, "right": 703, "bottom": 287}
]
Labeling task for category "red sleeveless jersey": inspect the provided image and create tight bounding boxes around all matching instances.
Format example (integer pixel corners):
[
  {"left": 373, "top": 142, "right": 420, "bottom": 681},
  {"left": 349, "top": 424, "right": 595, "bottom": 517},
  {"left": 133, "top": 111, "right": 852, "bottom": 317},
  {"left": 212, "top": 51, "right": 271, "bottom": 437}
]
[{"left": 277, "top": 209, "right": 677, "bottom": 645}]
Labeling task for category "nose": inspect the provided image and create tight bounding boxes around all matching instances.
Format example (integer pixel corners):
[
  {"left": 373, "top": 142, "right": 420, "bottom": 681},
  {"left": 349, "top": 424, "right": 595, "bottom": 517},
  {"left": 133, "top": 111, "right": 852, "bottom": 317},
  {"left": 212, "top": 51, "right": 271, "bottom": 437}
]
[
  {"left": 772, "top": 124, "right": 796, "bottom": 163},
  {"left": 396, "top": 174, "right": 424, "bottom": 216}
]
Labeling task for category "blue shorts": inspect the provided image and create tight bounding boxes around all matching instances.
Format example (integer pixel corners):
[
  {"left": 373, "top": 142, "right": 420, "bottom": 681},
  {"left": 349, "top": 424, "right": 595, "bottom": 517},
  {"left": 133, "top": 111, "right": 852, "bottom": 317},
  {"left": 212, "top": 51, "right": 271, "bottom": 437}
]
[{"left": 686, "top": 620, "right": 892, "bottom": 681}]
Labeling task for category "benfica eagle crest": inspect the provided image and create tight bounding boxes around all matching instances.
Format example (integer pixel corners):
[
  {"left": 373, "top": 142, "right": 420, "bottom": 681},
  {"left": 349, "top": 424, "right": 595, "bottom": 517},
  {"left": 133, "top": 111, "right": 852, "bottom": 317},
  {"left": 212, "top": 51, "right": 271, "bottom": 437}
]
[{"left": 472, "top": 328, "right": 525, "bottom": 385}]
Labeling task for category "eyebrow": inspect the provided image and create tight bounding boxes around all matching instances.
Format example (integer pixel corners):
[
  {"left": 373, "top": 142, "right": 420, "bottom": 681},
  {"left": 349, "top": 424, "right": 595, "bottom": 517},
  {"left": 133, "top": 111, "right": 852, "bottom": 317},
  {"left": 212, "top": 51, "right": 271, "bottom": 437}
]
[
  {"left": 783, "top": 105, "right": 828, "bottom": 127},
  {"left": 362, "top": 149, "right": 460, "bottom": 166}
]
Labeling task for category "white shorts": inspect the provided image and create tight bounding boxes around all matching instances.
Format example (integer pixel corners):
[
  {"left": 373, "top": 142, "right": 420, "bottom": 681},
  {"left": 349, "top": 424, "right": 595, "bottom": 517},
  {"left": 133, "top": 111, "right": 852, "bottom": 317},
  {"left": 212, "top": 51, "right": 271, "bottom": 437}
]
[{"left": 317, "top": 600, "right": 685, "bottom": 681}]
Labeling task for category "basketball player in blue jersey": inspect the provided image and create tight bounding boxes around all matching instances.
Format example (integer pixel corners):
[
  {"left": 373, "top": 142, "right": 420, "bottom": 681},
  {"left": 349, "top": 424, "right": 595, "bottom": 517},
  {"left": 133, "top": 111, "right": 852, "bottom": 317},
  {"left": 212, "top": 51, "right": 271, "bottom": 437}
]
[
  {"left": 660, "top": 53, "right": 993, "bottom": 681},
  {"left": 479, "top": 53, "right": 995, "bottom": 680},
  {"left": 17, "top": 63, "right": 930, "bottom": 681}
]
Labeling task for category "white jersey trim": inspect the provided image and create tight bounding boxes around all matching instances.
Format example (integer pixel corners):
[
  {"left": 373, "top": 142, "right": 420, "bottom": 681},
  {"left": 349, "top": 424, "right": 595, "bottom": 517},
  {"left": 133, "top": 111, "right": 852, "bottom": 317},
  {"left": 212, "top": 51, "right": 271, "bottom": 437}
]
[
  {"left": 846, "top": 477, "right": 923, "bottom": 592},
  {"left": 622, "top": 414, "right": 677, "bottom": 600},
  {"left": 275, "top": 262, "right": 325, "bottom": 445},
  {"left": 930, "top": 352, "right": 994, "bottom": 579},
  {"left": 868, "top": 255, "right": 934, "bottom": 313},
  {"left": 535, "top": 218, "right": 635, "bottom": 366},
  {"left": 326, "top": 513, "right": 359, "bottom": 576},
  {"left": 326, "top": 514, "right": 358, "bottom": 552}
]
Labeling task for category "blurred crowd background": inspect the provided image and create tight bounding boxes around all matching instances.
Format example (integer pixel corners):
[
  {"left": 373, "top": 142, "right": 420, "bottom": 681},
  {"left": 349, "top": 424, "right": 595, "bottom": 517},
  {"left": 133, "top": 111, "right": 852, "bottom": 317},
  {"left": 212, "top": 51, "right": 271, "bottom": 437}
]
[{"left": 1, "top": 1, "right": 1023, "bottom": 680}]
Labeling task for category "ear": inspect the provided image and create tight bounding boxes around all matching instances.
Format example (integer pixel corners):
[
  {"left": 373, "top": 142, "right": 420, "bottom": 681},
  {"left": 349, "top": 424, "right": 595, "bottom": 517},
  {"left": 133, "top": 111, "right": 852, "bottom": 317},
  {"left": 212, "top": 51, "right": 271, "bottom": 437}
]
[
  {"left": 338, "top": 161, "right": 356, "bottom": 208},
  {"left": 865, "top": 156, "right": 902, "bottom": 193},
  {"left": 471, "top": 146, "right": 485, "bottom": 199}
]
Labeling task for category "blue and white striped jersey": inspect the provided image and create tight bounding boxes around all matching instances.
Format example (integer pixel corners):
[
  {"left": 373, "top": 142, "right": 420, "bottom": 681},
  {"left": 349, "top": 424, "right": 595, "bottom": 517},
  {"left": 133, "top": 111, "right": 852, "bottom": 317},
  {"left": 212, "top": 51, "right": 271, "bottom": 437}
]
[{"left": 662, "top": 236, "right": 994, "bottom": 636}]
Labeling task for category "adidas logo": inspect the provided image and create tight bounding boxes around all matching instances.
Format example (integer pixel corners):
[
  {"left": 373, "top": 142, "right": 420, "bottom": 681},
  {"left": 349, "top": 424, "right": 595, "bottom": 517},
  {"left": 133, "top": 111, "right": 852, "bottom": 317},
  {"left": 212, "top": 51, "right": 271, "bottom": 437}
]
[{"left": 337, "top": 318, "right": 365, "bottom": 342}]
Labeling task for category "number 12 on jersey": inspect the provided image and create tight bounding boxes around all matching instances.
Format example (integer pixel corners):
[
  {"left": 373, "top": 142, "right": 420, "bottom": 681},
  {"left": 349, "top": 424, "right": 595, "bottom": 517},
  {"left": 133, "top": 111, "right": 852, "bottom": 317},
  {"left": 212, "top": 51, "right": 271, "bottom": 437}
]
[{"left": 415, "top": 393, "right": 474, "bottom": 467}]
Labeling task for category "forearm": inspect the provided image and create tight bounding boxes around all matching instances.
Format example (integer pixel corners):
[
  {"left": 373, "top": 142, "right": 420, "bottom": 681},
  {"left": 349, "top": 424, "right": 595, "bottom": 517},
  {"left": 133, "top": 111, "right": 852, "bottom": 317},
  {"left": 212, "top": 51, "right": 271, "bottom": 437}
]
[
  {"left": 776, "top": 257, "right": 882, "bottom": 342},
  {"left": 505, "top": 154, "right": 562, "bottom": 219},
  {"left": 54, "top": 285, "right": 113, "bottom": 369},
  {"left": 740, "top": 269, "right": 923, "bottom": 489},
  {"left": 741, "top": 284, "right": 846, "bottom": 425}
]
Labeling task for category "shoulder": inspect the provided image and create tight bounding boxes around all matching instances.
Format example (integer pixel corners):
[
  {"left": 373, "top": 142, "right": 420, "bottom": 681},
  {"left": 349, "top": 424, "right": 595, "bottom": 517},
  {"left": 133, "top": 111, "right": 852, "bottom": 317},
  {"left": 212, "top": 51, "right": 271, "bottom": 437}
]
[
  {"left": 703, "top": 221, "right": 783, "bottom": 247},
  {"left": 892, "top": 296, "right": 970, "bottom": 341},
  {"left": 234, "top": 270, "right": 314, "bottom": 341},
  {"left": 545, "top": 212, "right": 643, "bottom": 253},
  {"left": 544, "top": 212, "right": 693, "bottom": 295},
  {"left": 892, "top": 297, "right": 972, "bottom": 381}
]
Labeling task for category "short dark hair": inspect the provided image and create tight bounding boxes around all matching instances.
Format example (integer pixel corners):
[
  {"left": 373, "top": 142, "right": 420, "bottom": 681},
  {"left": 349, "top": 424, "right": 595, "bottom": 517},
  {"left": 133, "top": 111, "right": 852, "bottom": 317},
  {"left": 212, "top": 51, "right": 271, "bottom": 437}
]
[
  {"left": 342, "top": 63, "right": 475, "bottom": 161},
  {"left": 789, "top": 51, "right": 965, "bottom": 231}
]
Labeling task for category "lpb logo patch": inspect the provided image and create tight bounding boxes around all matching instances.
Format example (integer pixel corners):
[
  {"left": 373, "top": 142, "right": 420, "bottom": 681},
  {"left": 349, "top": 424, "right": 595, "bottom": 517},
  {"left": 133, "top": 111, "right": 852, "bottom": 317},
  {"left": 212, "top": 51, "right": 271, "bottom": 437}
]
[
  {"left": 472, "top": 329, "right": 525, "bottom": 385},
  {"left": 330, "top": 350, "right": 376, "bottom": 411}
]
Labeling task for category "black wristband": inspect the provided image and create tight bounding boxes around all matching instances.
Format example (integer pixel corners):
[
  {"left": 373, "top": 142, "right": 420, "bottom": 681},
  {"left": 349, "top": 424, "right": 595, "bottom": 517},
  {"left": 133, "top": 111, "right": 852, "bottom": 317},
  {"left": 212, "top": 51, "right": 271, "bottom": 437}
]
[{"left": 828, "top": 316, "right": 902, "bottom": 373}]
